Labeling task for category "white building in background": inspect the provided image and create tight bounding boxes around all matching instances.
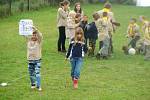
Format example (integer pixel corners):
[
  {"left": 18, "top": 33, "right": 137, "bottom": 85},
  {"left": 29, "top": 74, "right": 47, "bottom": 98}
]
[{"left": 136, "top": 0, "right": 150, "bottom": 7}]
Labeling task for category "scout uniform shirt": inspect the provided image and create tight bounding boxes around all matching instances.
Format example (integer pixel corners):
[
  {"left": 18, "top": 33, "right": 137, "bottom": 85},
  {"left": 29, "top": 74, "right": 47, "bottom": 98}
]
[{"left": 27, "top": 31, "right": 42, "bottom": 60}]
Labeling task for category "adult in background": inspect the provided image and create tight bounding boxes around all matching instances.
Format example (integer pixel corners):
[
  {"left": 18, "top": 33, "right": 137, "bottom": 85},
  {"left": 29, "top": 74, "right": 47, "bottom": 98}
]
[
  {"left": 57, "top": 0, "right": 70, "bottom": 52},
  {"left": 74, "top": 2, "right": 84, "bottom": 18}
]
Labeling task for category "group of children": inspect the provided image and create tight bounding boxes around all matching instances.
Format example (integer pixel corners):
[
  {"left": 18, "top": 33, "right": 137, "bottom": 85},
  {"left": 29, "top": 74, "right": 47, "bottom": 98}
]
[
  {"left": 57, "top": 0, "right": 120, "bottom": 89},
  {"left": 66, "top": 2, "right": 118, "bottom": 59},
  {"left": 25, "top": 1, "right": 150, "bottom": 91},
  {"left": 123, "top": 16, "right": 150, "bottom": 60}
]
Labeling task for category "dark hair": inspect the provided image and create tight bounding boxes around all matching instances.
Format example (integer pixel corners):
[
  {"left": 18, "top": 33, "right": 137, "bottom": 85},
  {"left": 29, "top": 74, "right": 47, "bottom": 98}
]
[
  {"left": 75, "top": 13, "right": 81, "bottom": 24},
  {"left": 103, "top": 12, "right": 108, "bottom": 17},
  {"left": 33, "top": 31, "right": 37, "bottom": 34},
  {"left": 131, "top": 18, "right": 137, "bottom": 23},
  {"left": 74, "top": 2, "right": 82, "bottom": 14},
  {"left": 75, "top": 13, "right": 81, "bottom": 18},
  {"left": 63, "top": 0, "right": 70, "bottom": 6},
  {"left": 104, "top": 2, "right": 112, "bottom": 9},
  {"left": 59, "top": 2, "right": 64, "bottom": 7},
  {"left": 93, "top": 13, "right": 100, "bottom": 21}
]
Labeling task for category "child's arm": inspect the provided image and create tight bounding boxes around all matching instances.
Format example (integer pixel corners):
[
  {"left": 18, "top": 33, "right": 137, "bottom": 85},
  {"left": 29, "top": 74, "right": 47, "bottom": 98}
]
[
  {"left": 97, "top": 19, "right": 103, "bottom": 33},
  {"left": 66, "top": 43, "right": 73, "bottom": 59},
  {"left": 59, "top": 8, "right": 68, "bottom": 19},
  {"left": 126, "top": 25, "right": 130, "bottom": 37},
  {"left": 83, "top": 44, "right": 88, "bottom": 54},
  {"left": 33, "top": 26, "right": 43, "bottom": 43},
  {"left": 135, "top": 25, "right": 140, "bottom": 36},
  {"left": 37, "top": 31, "right": 43, "bottom": 43},
  {"left": 145, "top": 32, "right": 150, "bottom": 40}
]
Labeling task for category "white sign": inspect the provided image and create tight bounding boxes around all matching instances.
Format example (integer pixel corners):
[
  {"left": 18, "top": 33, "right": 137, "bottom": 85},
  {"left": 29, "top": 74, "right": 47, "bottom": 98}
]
[
  {"left": 137, "top": 0, "right": 150, "bottom": 7},
  {"left": 19, "top": 19, "right": 33, "bottom": 35}
]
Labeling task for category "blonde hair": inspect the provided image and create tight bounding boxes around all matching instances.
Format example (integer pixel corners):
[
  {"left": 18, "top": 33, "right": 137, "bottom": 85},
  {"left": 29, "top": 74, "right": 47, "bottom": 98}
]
[
  {"left": 74, "top": 27, "right": 84, "bottom": 42},
  {"left": 68, "top": 10, "right": 76, "bottom": 18}
]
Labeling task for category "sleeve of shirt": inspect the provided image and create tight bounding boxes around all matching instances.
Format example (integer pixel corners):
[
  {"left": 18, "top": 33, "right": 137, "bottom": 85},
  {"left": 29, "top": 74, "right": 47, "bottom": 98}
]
[
  {"left": 59, "top": 8, "right": 68, "bottom": 19},
  {"left": 145, "top": 32, "right": 150, "bottom": 40},
  {"left": 97, "top": 19, "right": 103, "bottom": 33},
  {"left": 83, "top": 44, "right": 88, "bottom": 54},
  {"left": 66, "top": 43, "right": 73, "bottom": 58},
  {"left": 135, "top": 25, "right": 140, "bottom": 36},
  {"left": 127, "top": 25, "right": 130, "bottom": 35},
  {"left": 36, "top": 30, "right": 43, "bottom": 43}
]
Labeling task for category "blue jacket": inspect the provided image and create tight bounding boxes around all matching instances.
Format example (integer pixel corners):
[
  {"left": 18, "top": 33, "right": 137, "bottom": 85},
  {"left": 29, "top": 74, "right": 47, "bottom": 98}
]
[
  {"left": 85, "top": 22, "right": 98, "bottom": 40},
  {"left": 66, "top": 40, "right": 87, "bottom": 58}
]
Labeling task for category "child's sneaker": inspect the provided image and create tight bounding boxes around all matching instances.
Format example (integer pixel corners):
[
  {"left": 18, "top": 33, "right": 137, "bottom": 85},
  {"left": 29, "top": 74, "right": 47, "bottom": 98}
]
[
  {"left": 31, "top": 84, "right": 36, "bottom": 89},
  {"left": 31, "top": 86, "right": 36, "bottom": 89},
  {"left": 73, "top": 78, "right": 78, "bottom": 89},
  {"left": 37, "top": 87, "right": 42, "bottom": 91}
]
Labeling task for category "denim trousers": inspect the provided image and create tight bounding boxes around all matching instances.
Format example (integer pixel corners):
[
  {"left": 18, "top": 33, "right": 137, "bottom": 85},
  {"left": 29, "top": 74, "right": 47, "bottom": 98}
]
[
  {"left": 28, "top": 60, "right": 41, "bottom": 88},
  {"left": 70, "top": 57, "right": 83, "bottom": 79}
]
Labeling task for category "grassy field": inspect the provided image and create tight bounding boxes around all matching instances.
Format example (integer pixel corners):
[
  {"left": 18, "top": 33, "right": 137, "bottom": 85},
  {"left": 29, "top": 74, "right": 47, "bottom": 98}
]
[{"left": 0, "top": 3, "right": 150, "bottom": 100}]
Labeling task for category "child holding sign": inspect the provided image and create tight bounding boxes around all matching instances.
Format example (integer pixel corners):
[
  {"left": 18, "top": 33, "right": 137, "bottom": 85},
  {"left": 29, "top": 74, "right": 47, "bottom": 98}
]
[{"left": 25, "top": 26, "right": 43, "bottom": 91}]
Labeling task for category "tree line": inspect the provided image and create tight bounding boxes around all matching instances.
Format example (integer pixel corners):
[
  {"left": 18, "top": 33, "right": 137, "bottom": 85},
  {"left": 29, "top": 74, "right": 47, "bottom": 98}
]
[{"left": 0, "top": 0, "right": 135, "bottom": 18}]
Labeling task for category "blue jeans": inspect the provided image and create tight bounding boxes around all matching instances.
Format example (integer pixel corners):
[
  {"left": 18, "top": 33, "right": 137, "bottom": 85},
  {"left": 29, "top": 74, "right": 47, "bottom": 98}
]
[
  {"left": 28, "top": 60, "right": 41, "bottom": 88},
  {"left": 70, "top": 57, "right": 83, "bottom": 79}
]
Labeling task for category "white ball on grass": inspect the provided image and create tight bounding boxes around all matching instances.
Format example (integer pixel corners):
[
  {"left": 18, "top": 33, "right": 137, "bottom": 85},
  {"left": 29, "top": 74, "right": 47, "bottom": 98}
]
[
  {"left": 1, "top": 83, "right": 7, "bottom": 87},
  {"left": 128, "top": 48, "right": 136, "bottom": 55}
]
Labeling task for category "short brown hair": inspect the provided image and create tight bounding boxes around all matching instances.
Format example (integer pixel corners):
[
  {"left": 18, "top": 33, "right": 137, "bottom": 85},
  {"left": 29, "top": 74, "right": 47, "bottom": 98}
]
[
  {"left": 63, "top": 0, "right": 70, "bottom": 5},
  {"left": 93, "top": 13, "right": 100, "bottom": 21},
  {"left": 75, "top": 13, "right": 81, "bottom": 18},
  {"left": 131, "top": 18, "right": 137, "bottom": 23},
  {"left": 103, "top": 12, "right": 108, "bottom": 17},
  {"left": 104, "top": 2, "right": 112, "bottom": 9},
  {"left": 59, "top": 2, "right": 64, "bottom": 7}
]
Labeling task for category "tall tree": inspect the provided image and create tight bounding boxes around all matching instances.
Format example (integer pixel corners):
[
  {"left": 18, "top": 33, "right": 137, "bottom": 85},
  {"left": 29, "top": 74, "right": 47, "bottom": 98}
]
[
  {"left": 27, "top": 0, "right": 30, "bottom": 11},
  {"left": 8, "top": 0, "right": 12, "bottom": 15}
]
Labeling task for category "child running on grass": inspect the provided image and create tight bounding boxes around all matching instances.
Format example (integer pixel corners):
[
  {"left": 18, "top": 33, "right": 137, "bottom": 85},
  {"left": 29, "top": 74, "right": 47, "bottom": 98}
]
[
  {"left": 26, "top": 26, "right": 43, "bottom": 91},
  {"left": 66, "top": 27, "right": 87, "bottom": 89}
]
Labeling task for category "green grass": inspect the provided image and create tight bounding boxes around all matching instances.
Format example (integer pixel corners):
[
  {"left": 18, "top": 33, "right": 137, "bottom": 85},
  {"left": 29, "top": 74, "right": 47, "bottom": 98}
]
[{"left": 0, "top": 4, "right": 150, "bottom": 100}]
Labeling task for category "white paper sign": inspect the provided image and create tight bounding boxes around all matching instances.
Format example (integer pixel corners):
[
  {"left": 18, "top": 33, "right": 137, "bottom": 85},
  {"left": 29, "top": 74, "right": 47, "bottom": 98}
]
[
  {"left": 19, "top": 19, "right": 33, "bottom": 35},
  {"left": 137, "top": 0, "right": 150, "bottom": 7}
]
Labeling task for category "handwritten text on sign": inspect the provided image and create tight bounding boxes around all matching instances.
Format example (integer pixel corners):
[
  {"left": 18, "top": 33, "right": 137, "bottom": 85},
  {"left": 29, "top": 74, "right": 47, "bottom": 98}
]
[{"left": 19, "top": 19, "right": 33, "bottom": 35}]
